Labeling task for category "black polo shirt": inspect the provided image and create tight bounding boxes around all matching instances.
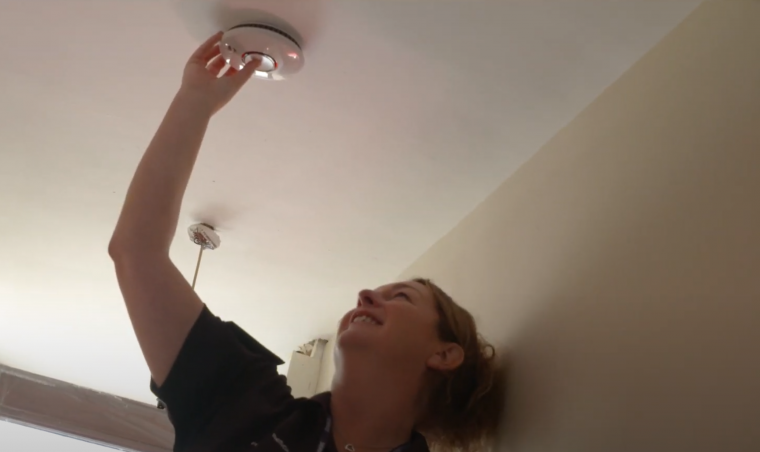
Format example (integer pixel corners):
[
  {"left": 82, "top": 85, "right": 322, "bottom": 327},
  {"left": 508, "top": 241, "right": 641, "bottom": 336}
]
[{"left": 151, "top": 305, "right": 430, "bottom": 452}]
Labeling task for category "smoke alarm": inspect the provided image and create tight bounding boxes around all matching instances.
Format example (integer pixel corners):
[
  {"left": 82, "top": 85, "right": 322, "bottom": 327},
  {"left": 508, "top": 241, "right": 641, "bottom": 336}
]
[{"left": 220, "top": 24, "right": 304, "bottom": 81}]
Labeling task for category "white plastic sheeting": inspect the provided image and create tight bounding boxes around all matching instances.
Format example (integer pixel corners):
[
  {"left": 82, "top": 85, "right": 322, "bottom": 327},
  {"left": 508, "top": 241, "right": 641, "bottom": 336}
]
[
  {"left": 0, "top": 419, "right": 117, "bottom": 452},
  {"left": 0, "top": 365, "right": 172, "bottom": 452}
]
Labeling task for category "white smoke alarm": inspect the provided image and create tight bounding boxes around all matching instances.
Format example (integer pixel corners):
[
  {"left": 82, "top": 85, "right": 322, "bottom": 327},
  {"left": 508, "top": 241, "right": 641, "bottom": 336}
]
[{"left": 220, "top": 24, "right": 304, "bottom": 81}]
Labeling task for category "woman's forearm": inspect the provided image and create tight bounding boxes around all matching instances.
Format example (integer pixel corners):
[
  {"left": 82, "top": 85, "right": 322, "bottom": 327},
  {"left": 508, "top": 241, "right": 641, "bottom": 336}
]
[{"left": 110, "top": 90, "right": 214, "bottom": 256}]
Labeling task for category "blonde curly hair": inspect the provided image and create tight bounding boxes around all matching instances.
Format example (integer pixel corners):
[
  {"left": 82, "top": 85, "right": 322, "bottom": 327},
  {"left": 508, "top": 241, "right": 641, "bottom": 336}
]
[{"left": 413, "top": 278, "right": 505, "bottom": 452}]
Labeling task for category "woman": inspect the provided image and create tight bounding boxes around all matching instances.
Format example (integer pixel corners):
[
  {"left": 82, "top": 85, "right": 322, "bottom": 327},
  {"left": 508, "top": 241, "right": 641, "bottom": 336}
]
[{"left": 109, "top": 33, "right": 503, "bottom": 452}]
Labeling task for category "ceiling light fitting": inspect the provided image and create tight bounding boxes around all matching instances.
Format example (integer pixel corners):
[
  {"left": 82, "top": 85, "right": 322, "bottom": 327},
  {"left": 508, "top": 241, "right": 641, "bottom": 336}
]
[{"left": 187, "top": 223, "right": 221, "bottom": 290}]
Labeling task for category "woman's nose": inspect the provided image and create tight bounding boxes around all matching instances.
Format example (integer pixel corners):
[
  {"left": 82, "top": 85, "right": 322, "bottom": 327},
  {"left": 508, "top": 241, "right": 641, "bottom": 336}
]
[{"left": 357, "top": 289, "right": 380, "bottom": 307}]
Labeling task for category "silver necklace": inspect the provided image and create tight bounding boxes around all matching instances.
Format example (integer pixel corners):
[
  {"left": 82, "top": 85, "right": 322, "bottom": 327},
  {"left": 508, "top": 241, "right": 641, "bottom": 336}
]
[
  {"left": 339, "top": 437, "right": 407, "bottom": 452},
  {"left": 343, "top": 443, "right": 394, "bottom": 452},
  {"left": 328, "top": 416, "right": 409, "bottom": 452},
  {"left": 336, "top": 432, "right": 397, "bottom": 452}
]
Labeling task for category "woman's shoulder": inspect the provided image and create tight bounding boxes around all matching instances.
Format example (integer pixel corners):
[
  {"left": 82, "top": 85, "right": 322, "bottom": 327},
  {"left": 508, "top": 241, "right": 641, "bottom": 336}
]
[{"left": 152, "top": 305, "right": 300, "bottom": 451}]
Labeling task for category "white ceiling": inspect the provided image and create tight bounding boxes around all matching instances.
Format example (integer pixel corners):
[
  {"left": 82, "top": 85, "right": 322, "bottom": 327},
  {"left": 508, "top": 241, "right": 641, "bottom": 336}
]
[{"left": 0, "top": 0, "right": 700, "bottom": 403}]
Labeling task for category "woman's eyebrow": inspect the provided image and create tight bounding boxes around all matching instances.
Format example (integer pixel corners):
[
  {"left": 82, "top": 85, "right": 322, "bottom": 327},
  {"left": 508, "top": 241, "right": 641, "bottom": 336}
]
[{"left": 386, "top": 282, "right": 423, "bottom": 297}]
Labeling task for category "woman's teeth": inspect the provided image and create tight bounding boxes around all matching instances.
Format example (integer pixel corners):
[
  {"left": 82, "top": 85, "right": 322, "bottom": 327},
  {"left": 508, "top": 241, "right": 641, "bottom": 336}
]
[{"left": 352, "top": 315, "right": 379, "bottom": 325}]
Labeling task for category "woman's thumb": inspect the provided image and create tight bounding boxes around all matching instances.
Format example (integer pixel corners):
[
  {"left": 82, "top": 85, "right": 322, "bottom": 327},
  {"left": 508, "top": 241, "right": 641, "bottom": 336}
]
[
  {"left": 226, "top": 59, "right": 259, "bottom": 90},
  {"left": 241, "top": 58, "right": 262, "bottom": 77}
]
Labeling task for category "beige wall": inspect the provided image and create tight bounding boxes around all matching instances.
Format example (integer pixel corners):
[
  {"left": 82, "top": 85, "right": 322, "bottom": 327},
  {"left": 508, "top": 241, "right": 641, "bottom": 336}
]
[
  {"left": 315, "top": 337, "right": 336, "bottom": 393},
  {"left": 399, "top": 2, "right": 760, "bottom": 451}
]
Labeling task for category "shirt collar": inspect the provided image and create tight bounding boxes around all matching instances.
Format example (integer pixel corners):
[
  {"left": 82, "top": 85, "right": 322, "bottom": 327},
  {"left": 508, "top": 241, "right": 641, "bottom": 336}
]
[{"left": 310, "top": 392, "right": 430, "bottom": 452}]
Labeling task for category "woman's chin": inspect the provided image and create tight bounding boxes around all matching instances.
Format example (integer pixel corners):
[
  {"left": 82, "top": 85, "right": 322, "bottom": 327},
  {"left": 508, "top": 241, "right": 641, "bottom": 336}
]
[{"left": 337, "top": 326, "right": 378, "bottom": 350}]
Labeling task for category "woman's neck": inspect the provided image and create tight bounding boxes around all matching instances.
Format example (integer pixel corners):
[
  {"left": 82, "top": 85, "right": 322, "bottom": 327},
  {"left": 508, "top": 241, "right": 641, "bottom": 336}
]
[{"left": 330, "top": 357, "right": 420, "bottom": 451}]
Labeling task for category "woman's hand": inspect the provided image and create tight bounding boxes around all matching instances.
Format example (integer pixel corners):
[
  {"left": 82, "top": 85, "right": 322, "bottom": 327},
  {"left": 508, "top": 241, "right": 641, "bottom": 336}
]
[{"left": 179, "top": 31, "right": 259, "bottom": 115}]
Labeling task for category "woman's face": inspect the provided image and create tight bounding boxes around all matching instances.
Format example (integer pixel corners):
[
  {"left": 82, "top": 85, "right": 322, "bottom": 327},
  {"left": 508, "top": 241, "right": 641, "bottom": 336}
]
[{"left": 336, "top": 280, "right": 443, "bottom": 366}]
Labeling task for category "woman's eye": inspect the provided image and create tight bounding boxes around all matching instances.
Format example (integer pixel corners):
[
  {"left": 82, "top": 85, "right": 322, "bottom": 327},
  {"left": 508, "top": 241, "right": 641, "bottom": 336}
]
[{"left": 394, "top": 292, "right": 411, "bottom": 301}]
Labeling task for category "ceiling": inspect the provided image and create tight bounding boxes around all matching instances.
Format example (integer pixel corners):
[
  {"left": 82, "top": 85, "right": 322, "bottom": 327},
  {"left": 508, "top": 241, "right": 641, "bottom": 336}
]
[{"left": 0, "top": 0, "right": 700, "bottom": 403}]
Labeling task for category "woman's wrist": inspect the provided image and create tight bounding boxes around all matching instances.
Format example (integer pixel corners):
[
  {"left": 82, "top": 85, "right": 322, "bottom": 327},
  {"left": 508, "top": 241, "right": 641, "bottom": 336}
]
[{"left": 174, "top": 87, "right": 217, "bottom": 117}]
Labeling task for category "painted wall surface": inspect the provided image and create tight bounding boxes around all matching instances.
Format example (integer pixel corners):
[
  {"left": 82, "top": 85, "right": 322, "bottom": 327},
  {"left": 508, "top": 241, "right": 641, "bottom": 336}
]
[
  {"left": 398, "top": 2, "right": 760, "bottom": 451},
  {"left": 315, "top": 338, "right": 336, "bottom": 394}
]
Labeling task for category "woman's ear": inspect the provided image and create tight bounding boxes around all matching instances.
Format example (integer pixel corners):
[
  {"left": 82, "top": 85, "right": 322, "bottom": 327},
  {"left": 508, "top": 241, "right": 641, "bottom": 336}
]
[{"left": 426, "top": 343, "right": 465, "bottom": 371}]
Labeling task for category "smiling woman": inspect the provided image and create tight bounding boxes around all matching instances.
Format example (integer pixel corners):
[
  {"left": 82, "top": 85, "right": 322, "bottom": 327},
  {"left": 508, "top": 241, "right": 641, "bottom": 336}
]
[
  {"left": 333, "top": 279, "right": 504, "bottom": 451},
  {"left": 108, "top": 32, "right": 503, "bottom": 452}
]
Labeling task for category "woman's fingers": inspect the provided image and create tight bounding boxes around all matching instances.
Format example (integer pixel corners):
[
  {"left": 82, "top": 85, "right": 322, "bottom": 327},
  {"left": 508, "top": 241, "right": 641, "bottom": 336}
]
[
  {"left": 206, "top": 55, "right": 227, "bottom": 76},
  {"left": 232, "top": 61, "right": 258, "bottom": 84},
  {"left": 219, "top": 61, "right": 256, "bottom": 92},
  {"left": 206, "top": 42, "right": 222, "bottom": 62},
  {"left": 224, "top": 57, "right": 260, "bottom": 77},
  {"left": 188, "top": 31, "right": 223, "bottom": 64}
]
